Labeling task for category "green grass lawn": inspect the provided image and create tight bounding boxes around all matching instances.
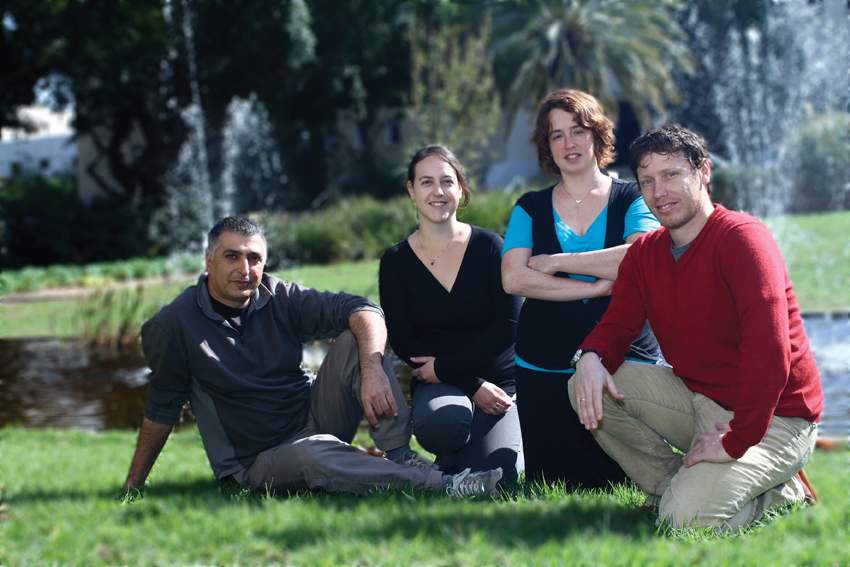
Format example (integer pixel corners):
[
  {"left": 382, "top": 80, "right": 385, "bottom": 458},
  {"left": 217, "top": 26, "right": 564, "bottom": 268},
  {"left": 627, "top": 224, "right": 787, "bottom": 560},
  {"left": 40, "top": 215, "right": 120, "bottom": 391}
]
[
  {"left": 764, "top": 211, "right": 850, "bottom": 312},
  {"left": 1, "top": 427, "right": 848, "bottom": 566}
]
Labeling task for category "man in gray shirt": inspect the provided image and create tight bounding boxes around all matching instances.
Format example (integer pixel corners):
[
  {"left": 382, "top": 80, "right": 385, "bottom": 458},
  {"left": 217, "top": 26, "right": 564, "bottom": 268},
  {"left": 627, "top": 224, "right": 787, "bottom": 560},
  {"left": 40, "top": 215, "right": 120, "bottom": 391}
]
[{"left": 121, "top": 216, "right": 501, "bottom": 497}]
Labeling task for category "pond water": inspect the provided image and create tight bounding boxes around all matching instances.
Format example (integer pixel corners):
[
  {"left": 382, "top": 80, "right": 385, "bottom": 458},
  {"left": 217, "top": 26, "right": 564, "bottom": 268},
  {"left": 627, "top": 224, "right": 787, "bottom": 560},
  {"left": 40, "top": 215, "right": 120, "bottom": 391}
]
[{"left": 1, "top": 315, "right": 848, "bottom": 437}]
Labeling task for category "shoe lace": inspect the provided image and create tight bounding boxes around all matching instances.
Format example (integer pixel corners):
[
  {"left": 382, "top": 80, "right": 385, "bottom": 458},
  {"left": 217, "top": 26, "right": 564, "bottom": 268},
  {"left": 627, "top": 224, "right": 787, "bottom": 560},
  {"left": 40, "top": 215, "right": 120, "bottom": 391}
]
[{"left": 448, "top": 468, "right": 486, "bottom": 498}]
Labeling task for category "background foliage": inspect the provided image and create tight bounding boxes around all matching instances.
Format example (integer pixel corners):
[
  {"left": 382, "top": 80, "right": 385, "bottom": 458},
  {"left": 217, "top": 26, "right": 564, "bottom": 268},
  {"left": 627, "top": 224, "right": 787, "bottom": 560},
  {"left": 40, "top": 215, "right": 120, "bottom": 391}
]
[{"left": 1, "top": 0, "right": 847, "bottom": 269}]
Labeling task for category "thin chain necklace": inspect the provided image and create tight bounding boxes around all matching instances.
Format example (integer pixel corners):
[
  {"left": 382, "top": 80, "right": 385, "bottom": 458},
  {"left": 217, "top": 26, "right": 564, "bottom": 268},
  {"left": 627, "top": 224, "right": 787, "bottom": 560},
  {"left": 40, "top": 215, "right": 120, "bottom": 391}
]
[
  {"left": 560, "top": 181, "right": 595, "bottom": 206},
  {"left": 415, "top": 231, "right": 454, "bottom": 267}
]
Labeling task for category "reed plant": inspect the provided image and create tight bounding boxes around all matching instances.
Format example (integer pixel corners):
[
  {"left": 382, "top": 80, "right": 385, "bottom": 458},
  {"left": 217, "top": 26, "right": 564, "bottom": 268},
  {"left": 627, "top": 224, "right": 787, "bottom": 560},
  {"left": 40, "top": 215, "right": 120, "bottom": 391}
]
[{"left": 75, "top": 285, "right": 157, "bottom": 352}]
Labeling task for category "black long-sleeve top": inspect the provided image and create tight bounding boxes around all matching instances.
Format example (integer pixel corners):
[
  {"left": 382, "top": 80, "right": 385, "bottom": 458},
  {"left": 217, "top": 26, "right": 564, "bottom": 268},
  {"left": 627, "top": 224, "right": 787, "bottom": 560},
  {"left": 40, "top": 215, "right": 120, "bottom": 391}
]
[{"left": 379, "top": 226, "right": 521, "bottom": 398}]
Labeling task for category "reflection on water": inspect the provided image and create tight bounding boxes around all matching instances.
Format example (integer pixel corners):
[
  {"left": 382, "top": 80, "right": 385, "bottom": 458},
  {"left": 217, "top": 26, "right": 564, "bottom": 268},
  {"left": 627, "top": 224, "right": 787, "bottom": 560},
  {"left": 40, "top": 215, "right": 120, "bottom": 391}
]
[
  {"left": 804, "top": 315, "right": 850, "bottom": 438},
  {"left": 0, "top": 339, "right": 149, "bottom": 429},
  {"left": 0, "top": 339, "right": 333, "bottom": 430},
  {"left": 0, "top": 315, "right": 847, "bottom": 436}
]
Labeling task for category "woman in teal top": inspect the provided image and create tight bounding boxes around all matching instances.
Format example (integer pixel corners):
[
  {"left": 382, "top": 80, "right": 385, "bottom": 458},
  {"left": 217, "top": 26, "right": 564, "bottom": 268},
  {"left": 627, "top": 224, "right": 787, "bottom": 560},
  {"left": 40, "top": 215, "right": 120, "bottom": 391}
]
[{"left": 501, "top": 88, "right": 661, "bottom": 487}]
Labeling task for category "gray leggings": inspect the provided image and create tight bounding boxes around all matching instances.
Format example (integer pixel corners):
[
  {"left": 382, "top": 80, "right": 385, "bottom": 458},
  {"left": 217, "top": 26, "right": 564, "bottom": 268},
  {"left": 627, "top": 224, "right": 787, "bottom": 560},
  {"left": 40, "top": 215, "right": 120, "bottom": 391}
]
[{"left": 412, "top": 382, "right": 524, "bottom": 483}]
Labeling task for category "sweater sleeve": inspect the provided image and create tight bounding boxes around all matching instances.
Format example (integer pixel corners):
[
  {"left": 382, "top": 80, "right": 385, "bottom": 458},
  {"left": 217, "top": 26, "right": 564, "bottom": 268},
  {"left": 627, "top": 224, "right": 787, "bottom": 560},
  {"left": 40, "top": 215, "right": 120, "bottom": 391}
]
[
  {"left": 718, "top": 223, "right": 792, "bottom": 458},
  {"left": 141, "top": 315, "right": 191, "bottom": 424},
  {"left": 580, "top": 240, "right": 649, "bottom": 373},
  {"left": 379, "top": 249, "right": 418, "bottom": 367},
  {"left": 286, "top": 280, "right": 383, "bottom": 343},
  {"left": 433, "top": 235, "right": 522, "bottom": 397}
]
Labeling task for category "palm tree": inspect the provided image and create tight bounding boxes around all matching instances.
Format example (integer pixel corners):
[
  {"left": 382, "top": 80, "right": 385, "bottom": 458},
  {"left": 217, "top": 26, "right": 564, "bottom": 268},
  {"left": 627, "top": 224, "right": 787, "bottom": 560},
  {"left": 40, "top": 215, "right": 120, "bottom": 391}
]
[{"left": 493, "top": 0, "right": 693, "bottom": 125}]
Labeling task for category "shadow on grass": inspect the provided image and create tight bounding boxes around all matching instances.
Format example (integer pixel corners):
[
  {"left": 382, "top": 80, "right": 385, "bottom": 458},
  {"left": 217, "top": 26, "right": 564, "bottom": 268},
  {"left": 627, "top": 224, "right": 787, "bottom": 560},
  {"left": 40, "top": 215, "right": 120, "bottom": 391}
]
[
  {"left": 6, "top": 478, "right": 225, "bottom": 506},
  {"left": 6, "top": 476, "right": 655, "bottom": 545},
  {"left": 253, "top": 492, "right": 657, "bottom": 551}
]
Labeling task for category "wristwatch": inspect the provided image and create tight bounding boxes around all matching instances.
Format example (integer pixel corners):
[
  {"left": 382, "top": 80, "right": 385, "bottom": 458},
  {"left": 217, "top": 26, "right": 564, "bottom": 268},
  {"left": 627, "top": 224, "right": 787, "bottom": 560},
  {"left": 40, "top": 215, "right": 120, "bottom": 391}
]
[{"left": 571, "top": 348, "right": 600, "bottom": 368}]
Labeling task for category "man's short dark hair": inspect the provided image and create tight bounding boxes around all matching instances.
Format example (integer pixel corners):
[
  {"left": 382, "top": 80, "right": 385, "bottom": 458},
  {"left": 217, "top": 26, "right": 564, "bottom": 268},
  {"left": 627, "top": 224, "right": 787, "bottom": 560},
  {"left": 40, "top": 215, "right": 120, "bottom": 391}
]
[
  {"left": 629, "top": 124, "right": 710, "bottom": 182},
  {"left": 206, "top": 216, "right": 265, "bottom": 257}
]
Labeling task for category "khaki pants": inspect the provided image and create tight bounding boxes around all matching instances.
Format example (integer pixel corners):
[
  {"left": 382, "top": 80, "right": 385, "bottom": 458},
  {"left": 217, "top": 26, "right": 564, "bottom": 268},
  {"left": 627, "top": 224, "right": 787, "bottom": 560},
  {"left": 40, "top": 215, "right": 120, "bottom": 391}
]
[
  {"left": 235, "top": 331, "right": 444, "bottom": 493},
  {"left": 568, "top": 362, "right": 817, "bottom": 531}
]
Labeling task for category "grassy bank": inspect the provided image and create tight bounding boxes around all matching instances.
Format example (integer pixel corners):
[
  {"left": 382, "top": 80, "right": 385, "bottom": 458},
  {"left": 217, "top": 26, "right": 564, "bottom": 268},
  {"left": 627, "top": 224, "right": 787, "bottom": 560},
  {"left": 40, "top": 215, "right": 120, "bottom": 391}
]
[
  {"left": 0, "top": 260, "right": 380, "bottom": 339},
  {"left": 0, "top": 427, "right": 847, "bottom": 566},
  {"left": 1, "top": 210, "right": 848, "bottom": 340}
]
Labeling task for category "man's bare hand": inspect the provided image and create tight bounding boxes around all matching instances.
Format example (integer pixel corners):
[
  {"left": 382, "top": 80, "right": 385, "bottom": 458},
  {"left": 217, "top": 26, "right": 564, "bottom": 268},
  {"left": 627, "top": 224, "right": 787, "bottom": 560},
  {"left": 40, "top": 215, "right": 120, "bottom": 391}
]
[
  {"left": 574, "top": 352, "right": 623, "bottom": 430},
  {"left": 410, "top": 356, "right": 440, "bottom": 384},
  {"left": 683, "top": 422, "right": 734, "bottom": 467},
  {"left": 121, "top": 418, "right": 172, "bottom": 501},
  {"left": 117, "top": 484, "right": 144, "bottom": 503},
  {"left": 472, "top": 382, "right": 512, "bottom": 415},
  {"left": 360, "top": 359, "right": 398, "bottom": 427}
]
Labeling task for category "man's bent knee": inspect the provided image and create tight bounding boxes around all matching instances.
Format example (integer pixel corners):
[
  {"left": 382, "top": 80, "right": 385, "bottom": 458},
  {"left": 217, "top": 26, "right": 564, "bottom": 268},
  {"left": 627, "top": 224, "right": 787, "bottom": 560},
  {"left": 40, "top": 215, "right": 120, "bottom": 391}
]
[
  {"left": 326, "top": 330, "right": 358, "bottom": 363},
  {"left": 658, "top": 491, "right": 705, "bottom": 529},
  {"left": 658, "top": 474, "right": 742, "bottom": 530}
]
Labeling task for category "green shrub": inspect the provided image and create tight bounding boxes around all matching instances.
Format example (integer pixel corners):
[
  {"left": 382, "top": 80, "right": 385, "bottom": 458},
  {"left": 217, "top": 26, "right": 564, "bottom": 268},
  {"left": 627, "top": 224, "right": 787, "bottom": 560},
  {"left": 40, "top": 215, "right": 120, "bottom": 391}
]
[
  {"left": 0, "top": 272, "right": 12, "bottom": 294},
  {"left": 0, "top": 171, "right": 156, "bottom": 269},
  {"left": 782, "top": 112, "right": 850, "bottom": 213},
  {"left": 459, "top": 191, "right": 518, "bottom": 235},
  {"left": 342, "top": 196, "right": 415, "bottom": 259},
  {"left": 0, "top": 173, "right": 79, "bottom": 267},
  {"left": 44, "top": 265, "right": 81, "bottom": 287},
  {"left": 0, "top": 254, "right": 204, "bottom": 294},
  {"left": 712, "top": 113, "right": 850, "bottom": 215},
  {"left": 171, "top": 253, "right": 203, "bottom": 277},
  {"left": 293, "top": 214, "right": 353, "bottom": 264},
  {"left": 8, "top": 267, "right": 46, "bottom": 292},
  {"left": 711, "top": 165, "right": 775, "bottom": 212},
  {"left": 259, "top": 191, "right": 517, "bottom": 265}
]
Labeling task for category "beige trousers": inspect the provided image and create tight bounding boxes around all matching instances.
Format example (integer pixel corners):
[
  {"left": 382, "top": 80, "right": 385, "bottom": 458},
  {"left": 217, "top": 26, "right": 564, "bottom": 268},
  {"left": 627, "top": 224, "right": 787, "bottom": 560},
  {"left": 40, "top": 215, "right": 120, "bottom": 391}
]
[
  {"left": 568, "top": 362, "right": 817, "bottom": 531},
  {"left": 236, "top": 331, "right": 444, "bottom": 494}
]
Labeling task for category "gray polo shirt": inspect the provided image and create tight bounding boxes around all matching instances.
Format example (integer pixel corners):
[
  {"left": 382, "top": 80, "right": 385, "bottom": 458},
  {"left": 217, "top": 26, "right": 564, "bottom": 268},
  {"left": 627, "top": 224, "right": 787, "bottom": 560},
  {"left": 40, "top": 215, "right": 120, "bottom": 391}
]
[{"left": 141, "top": 273, "right": 382, "bottom": 479}]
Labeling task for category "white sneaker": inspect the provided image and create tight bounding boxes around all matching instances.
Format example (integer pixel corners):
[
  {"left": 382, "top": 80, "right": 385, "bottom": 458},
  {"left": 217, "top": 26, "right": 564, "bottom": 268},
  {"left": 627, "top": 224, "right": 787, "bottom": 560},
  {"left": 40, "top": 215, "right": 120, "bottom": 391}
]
[{"left": 446, "top": 467, "right": 503, "bottom": 499}]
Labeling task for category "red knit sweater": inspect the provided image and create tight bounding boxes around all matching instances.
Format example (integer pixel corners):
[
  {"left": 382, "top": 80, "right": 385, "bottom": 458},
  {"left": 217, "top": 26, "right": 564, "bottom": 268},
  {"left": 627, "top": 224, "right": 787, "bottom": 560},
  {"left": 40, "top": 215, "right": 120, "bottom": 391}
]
[{"left": 582, "top": 205, "right": 823, "bottom": 458}]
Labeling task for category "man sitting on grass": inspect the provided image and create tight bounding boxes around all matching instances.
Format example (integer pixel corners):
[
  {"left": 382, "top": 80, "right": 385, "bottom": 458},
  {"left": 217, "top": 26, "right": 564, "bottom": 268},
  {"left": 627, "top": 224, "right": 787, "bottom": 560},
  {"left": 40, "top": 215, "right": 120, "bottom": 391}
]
[
  {"left": 570, "top": 124, "right": 823, "bottom": 531},
  {"left": 122, "top": 216, "right": 502, "bottom": 498}
]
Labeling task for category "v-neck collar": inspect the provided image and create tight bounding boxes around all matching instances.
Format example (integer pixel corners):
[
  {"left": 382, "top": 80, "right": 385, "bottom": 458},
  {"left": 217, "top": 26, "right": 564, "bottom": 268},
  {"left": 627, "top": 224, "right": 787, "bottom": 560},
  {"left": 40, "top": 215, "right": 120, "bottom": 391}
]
[
  {"left": 553, "top": 205, "right": 608, "bottom": 239},
  {"left": 406, "top": 226, "right": 475, "bottom": 294},
  {"left": 663, "top": 204, "right": 722, "bottom": 267},
  {"left": 551, "top": 178, "right": 614, "bottom": 237}
]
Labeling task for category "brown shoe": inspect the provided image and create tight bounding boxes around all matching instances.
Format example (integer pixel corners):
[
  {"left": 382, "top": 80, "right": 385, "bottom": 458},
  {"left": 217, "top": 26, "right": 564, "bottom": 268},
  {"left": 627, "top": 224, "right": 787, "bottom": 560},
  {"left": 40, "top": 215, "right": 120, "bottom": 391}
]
[{"left": 796, "top": 468, "right": 818, "bottom": 504}]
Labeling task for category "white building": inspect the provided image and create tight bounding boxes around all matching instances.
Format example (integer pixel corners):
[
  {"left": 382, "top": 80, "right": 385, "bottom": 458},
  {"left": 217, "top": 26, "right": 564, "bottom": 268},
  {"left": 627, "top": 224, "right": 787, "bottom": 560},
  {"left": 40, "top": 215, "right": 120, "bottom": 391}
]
[{"left": 0, "top": 106, "right": 76, "bottom": 178}]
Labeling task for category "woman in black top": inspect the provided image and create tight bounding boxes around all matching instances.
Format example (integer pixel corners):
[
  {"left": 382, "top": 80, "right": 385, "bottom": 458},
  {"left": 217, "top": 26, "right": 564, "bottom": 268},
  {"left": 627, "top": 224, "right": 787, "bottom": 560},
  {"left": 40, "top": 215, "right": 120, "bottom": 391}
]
[{"left": 379, "top": 145, "right": 524, "bottom": 483}]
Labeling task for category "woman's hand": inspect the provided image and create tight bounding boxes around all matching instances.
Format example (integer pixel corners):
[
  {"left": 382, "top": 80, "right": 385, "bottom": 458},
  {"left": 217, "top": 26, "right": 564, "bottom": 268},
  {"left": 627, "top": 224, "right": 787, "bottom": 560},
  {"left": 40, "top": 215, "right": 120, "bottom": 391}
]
[
  {"left": 527, "top": 253, "right": 560, "bottom": 274},
  {"left": 472, "top": 382, "right": 513, "bottom": 415},
  {"left": 592, "top": 278, "right": 614, "bottom": 297},
  {"left": 410, "top": 356, "right": 441, "bottom": 384}
]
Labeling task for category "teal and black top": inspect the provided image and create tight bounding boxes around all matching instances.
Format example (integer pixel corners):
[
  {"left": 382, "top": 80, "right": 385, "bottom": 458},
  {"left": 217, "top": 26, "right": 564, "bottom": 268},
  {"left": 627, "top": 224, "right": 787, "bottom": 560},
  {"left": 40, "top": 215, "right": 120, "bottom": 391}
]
[{"left": 502, "top": 179, "right": 661, "bottom": 372}]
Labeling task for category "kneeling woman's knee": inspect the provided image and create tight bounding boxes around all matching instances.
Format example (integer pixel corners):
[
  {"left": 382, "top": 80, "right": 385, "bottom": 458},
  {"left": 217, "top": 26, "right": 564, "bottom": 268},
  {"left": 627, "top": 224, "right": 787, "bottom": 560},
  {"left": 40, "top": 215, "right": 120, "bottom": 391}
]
[{"left": 414, "top": 406, "right": 473, "bottom": 454}]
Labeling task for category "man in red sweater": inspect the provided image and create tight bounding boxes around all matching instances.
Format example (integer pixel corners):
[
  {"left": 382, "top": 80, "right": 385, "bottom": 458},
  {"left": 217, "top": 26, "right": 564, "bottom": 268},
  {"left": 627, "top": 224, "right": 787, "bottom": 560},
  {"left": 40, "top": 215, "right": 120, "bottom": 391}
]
[{"left": 569, "top": 124, "right": 823, "bottom": 531}]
